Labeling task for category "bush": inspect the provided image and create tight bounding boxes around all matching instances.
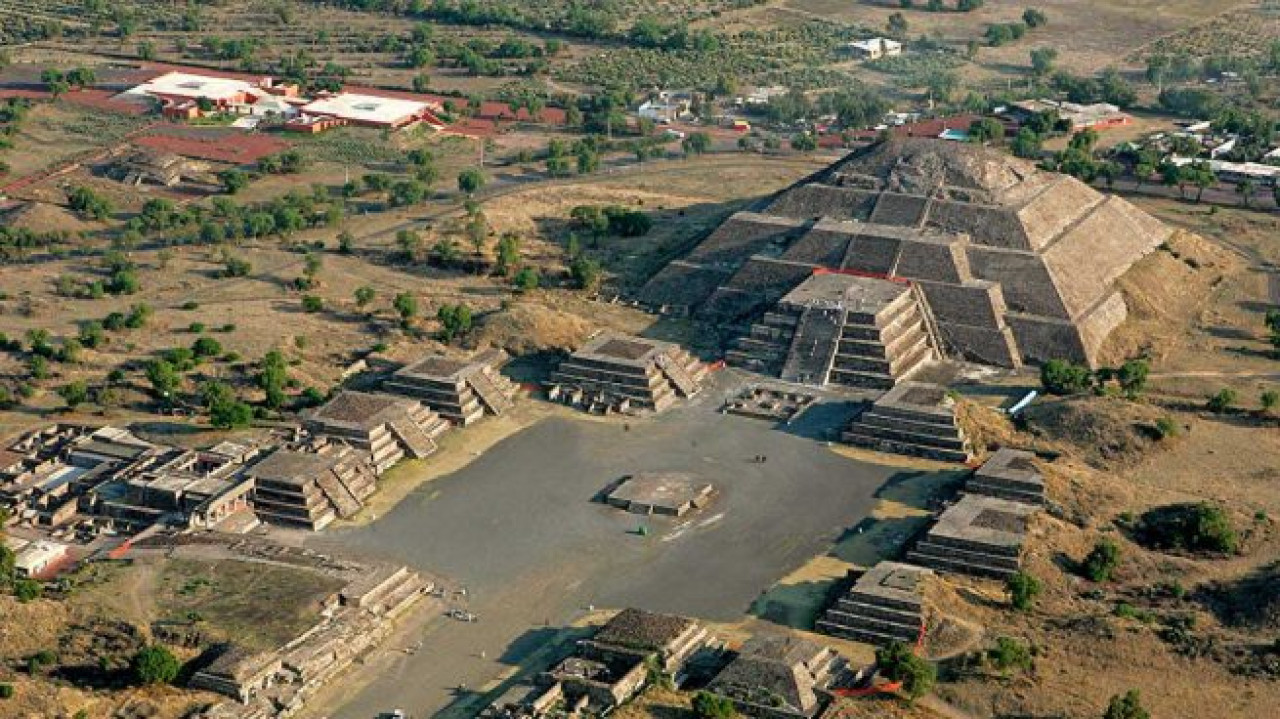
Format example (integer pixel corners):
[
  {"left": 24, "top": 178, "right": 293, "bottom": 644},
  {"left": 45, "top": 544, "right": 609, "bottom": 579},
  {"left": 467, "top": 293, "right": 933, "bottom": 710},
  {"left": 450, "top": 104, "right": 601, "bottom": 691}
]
[
  {"left": 0, "top": 683, "right": 11, "bottom": 698},
  {"left": 1137, "top": 503, "right": 1238, "bottom": 555},
  {"left": 1081, "top": 539, "right": 1121, "bottom": 582},
  {"left": 131, "top": 645, "right": 180, "bottom": 685},
  {"left": 301, "top": 295, "right": 324, "bottom": 313},
  {"left": 875, "top": 641, "right": 936, "bottom": 701},
  {"left": 692, "top": 691, "right": 736, "bottom": 719},
  {"left": 14, "top": 578, "right": 42, "bottom": 602},
  {"left": 1153, "top": 417, "right": 1179, "bottom": 440},
  {"left": 987, "top": 636, "right": 1032, "bottom": 673},
  {"left": 1206, "top": 388, "right": 1237, "bottom": 413},
  {"left": 1103, "top": 689, "right": 1150, "bottom": 719},
  {"left": 1040, "top": 359, "right": 1093, "bottom": 395},
  {"left": 1005, "top": 571, "right": 1041, "bottom": 611}
]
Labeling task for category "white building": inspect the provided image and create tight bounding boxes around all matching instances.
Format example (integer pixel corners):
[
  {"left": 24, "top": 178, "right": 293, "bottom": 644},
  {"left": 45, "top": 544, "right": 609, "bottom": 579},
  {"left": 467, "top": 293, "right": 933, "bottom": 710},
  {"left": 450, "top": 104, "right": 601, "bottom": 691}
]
[
  {"left": 847, "top": 38, "right": 903, "bottom": 60},
  {"left": 299, "top": 92, "right": 442, "bottom": 129},
  {"left": 14, "top": 539, "right": 68, "bottom": 578}
]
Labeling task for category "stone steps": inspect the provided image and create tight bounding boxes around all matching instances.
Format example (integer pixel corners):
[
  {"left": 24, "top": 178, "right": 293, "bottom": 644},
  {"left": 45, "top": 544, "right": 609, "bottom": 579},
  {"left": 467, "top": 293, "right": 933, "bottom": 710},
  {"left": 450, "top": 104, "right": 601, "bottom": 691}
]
[
  {"left": 314, "top": 471, "right": 363, "bottom": 519},
  {"left": 816, "top": 621, "right": 919, "bottom": 647},
  {"left": 843, "top": 417, "right": 968, "bottom": 451},
  {"left": 907, "top": 547, "right": 1019, "bottom": 579},
  {"left": 842, "top": 429, "right": 972, "bottom": 463},
  {"left": 965, "top": 480, "right": 1044, "bottom": 506},
  {"left": 468, "top": 371, "right": 514, "bottom": 415},
  {"left": 822, "top": 606, "right": 920, "bottom": 637}
]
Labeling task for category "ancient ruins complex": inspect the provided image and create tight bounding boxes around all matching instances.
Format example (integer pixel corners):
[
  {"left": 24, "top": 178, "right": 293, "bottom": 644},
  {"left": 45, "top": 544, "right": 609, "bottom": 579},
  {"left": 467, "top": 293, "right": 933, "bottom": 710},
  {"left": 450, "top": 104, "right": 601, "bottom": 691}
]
[
  {"left": 641, "top": 139, "right": 1170, "bottom": 368},
  {"left": 384, "top": 349, "right": 519, "bottom": 425},
  {"left": 550, "top": 333, "right": 708, "bottom": 413},
  {"left": 727, "top": 272, "right": 937, "bottom": 389}
]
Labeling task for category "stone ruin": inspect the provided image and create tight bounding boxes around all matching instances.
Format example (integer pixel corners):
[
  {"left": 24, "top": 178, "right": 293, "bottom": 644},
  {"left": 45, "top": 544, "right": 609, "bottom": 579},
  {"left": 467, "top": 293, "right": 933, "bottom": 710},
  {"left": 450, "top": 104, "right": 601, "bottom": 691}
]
[
  {"left": 908, "top": 494, "right": 1036, "bottom": 579},
  {"left": 639, "top": 138, "right": 1171, "bottom": 368},
  {"left": 842, "top": 381, "right": 972, "bottom": 463},
  {"left": 816, "top": 561, "right": 930, "bottom": 647},
  {"left": 384, "top": 348, "right": 519, "bottom": 426},
  {"left": 726, "top": 271, "right": 937, "bottom": 390},
  {"left": 966, "top": 447, "right": 1045, "bottom": 506},
  {"left": 549, "top": 332, "right": 708, "bottom": 413}
]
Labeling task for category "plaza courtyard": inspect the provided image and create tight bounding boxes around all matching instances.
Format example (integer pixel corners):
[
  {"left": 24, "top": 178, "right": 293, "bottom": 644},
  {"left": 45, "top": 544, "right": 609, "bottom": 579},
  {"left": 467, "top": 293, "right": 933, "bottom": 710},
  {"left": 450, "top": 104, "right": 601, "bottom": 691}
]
[{"left": 306, "top": 375, "right": 945, "bottom": 718}]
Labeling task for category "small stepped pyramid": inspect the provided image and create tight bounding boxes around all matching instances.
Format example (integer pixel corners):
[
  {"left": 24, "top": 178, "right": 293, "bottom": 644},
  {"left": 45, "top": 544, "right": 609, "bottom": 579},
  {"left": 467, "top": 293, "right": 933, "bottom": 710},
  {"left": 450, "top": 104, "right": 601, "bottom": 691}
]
[
  {"left": 841, "top": 381, "right": 972, "bottom": 462},
  {"left": 966, "top": 447, "right": 1045, "bottom": 505},
  {"left": 817, "top": 562, "right": 929, "bottom": 647},
  {"left": 907, "top": 494, "right": 1035, "bottom": 579},
  {"left": 549, "top": 333, "right": 708, "bottom": 413},
  {"left": 728, "top": 272, "right": 937, "bottom": 389},
  {"left": 384, "top": 349, "right": 519, "bottom": 425}
]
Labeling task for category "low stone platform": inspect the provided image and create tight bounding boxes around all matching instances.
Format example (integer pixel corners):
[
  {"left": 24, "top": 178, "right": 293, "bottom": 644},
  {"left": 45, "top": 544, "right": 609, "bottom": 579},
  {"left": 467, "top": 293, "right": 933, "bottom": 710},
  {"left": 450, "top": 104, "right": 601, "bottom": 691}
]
[
  {"left": 967, "top": 447, "right": 1045, "bottom": 505},
  {"left": 600, "top": 472, "right": 715, "bottom": 517},
  {"left": 816, "top": 561, "right": 930, "bottom": 647},
  {"left": 840, "top": 382, "right": 972, "bottom": 463},
  {"left": 723, "top": 386, "right": 818, "bottom": 422},
  {"left": 908, "top": 494, "right": 1035, "bottom": 579}
]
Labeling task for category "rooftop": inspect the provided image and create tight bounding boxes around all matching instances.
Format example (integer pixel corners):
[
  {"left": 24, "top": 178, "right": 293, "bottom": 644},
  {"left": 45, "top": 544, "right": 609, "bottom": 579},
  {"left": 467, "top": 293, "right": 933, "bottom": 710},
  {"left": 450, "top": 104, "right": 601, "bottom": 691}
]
[
  {"left": 594, "top": 608, "right": 698, "bottom": 652},
  {"left": 850, "top": 561, "right": 931, "bottom": 605},
  {"left": 571, "top": 333, "right": 674, "bottom": 367},
  {"left": 780, "top": 272, "right": 909, "bottom": 312},
  {"left": 308, "top": 391, "right": 413, "bottom": 428},
  {"left": 605, "top": 472, "right": 714, "bottom": 511},
  {"left": 244, "top": 449, "right": 337, "bottom": 487},
  {"left": 929, "top": 494, "right": 1036, "bottom": 549},
  {"left": 301, "top": 92, "right": 430, "bottom": 125},
  {"left": 975, "top": 447, "right": 1043, "bottom": 486},
  {"left": 124, "top": 71, "right": 255, "bottom": 102}
]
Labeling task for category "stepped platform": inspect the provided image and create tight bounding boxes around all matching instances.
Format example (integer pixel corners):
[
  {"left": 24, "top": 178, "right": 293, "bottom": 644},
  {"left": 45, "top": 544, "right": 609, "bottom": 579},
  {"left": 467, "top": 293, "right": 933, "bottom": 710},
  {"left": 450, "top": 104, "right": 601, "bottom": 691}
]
[
  {"left": 549, "top": 333, "right": 708, "bottom": 414},
  {"left": 840, "top": 382, "right": 972, "bottom": 463},
  {"left": 967, "top": 447, "right": 1045, "bottom": 505},
  {"left": 908, "top": 494, "right": 1036, "bottom": 579},
  {"left": 729, "top": 272, "right": 937, "bottom": 391},
  {"left": 600, "top": 472, "right": 715, "bottom": 517},
  {"left": 384, "top": 349, "right": 518, "bottom": 425},
  {"left": 816, "top": 562, "right": 929, "bottom": 647}
]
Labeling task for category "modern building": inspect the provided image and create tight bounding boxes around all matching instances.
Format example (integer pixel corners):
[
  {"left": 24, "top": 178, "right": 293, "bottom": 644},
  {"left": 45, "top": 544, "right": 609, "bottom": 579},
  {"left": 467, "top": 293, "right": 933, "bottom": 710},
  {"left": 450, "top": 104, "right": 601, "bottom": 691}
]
[
  {"left": 1005, "top": 99, "right": 1132, "bottom": 131},
  {"left": 549, "top": 332, "right": 708, "bottom": 413},
  {"left": 118, "top": 71, "right": 299, "bottom": 120},
  {"left": 846, "top": 38, "right": 903, "bottom": 60},
  {"left": 304, "top": 391, "right": 449, "bottom": 473},
  {"left": 297, "top": 92, "right": 446, "bottom": 130},
  {"left": 384, "top": 349, "right": 519, "bottom": 425}
]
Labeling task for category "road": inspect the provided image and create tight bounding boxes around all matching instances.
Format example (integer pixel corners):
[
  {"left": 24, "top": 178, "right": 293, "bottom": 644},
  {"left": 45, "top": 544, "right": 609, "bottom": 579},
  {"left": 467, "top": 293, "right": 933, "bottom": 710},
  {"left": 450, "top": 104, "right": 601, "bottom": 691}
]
[{"left": 305, "top": 375, "right": 928, "bottom": 719}]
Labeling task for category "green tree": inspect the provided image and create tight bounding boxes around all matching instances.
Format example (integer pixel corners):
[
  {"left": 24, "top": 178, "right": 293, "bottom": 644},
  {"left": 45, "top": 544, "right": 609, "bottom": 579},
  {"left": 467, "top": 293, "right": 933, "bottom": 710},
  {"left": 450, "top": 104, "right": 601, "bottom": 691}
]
[
  {"left": 301, "top": 295, "right": 324, "bottom": 313},
  {"left": 393, "top": 293, "right": 419, "bottom": 326},
  {"left": 1005, "top": 571, "right": 1041, "bottom": 611},
  {"left": 1116, "top": 359, "right": 1149, "bottom": 399},
  {"left": 1082, "top": 539, "right": 1120, "bottom": 582},
  {"left": 968, "top": 118, "right": 1006, "bottom": 144},
  {"left": 887, "top": 12, "right": 909, "bottom": 36},
  {"left": 1030, "top": 47, "right": 1058, "bottom": 76},
  {"left": 569, "top": 255, "right": 601, "bottom": 290},
  {"left": 1207, "top": 387, "right": 1237, "bottom": 413},
  {"left": 145, "top": 359, "right": 180, "bottom": 399},
  {"left": 495, "top": 233, "right": 521, "bottom": 277},
  {"left": 259, "top": 351, "right": 288, "bottom": 409},
  {"left": 457, "top": 167, "right": 486, "bottom": 195},
  {"left": 987, "top": 636, "right": 1033, "bottom": 674},
  {"left": 57, "top": 380, "right": 89, "bottom": 409},
  {"left": 691, "top": 691, "right": 736, "bottom": 719},
  {"left": 1041, "top": 359, "right": 1093, "bottom": 395},
  {"left": 513, "top": 266, "right": 540, "bottom": 292},
  {"left": 682, "top": 132, "right": 712, "bottom": 155},
  {"left": 875, "top": 641, "right": 936, "bottom": 702},
  {"left": 1023, "top": 8, "right": 1048, "bottom": 28},
  {"left": 131, "top": 646, "right": 180, "bottom": 685},
  {"left": 218, "top": 169, "right": 249, "bottom": 195},
  {"left": 790, "top": 133, "right": 818, "bottom": 152},
  {"left": 354, "top": 285, "right": 375, "bottom": 310},
  {"left": 14, "top": 578, "right": 41, "bottom": 602},
  {"left": 1103, "top": 690, "right": 1150, "bottom": 719},
  {"left": 437, "top": 304, "right": 473, "bottom": 343},
  {"left": 192, "top": 336, "right": 222, "bottom": 358},
  {"left": 1261, "top": 389, "right": 1279, "bottom": 414}
]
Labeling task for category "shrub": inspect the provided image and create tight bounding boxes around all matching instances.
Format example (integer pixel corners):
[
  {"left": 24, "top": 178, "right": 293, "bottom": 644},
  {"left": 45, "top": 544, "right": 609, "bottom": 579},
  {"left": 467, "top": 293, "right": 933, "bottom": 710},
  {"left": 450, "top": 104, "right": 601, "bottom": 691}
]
[
  {"left": 1206, "top": 387, "right": 1237, "bottom": 413},
  {"left": 875, "top": 641, "right": 936, "bottom": 701},
  {"left": 1103, "top": 689, "right": 1150, "bottom": 719},
  {"left": 301, "top": 295, "right": 324, "bottom": 313},
  {"left": 1137, "top": 503, "right": 1238, "bottom": 555},
  {"left": 131, "top": 645, "right": 180, "bottom": 685},
  {"left": 181, "top": 301, "right": 199, "bottom": 310},
  {"left": 1081, "top": 539, "right": 1121, "bottom": 582},
  {"left": 1005, "top": 571, "right": 1041, "bottom": 611},
  {"left": 692, "top": 691, "right": 736, "bottom": 719},
  {"left": 987, "top": 636, "right": 1032, "bottom": 673},
  {"left": 14, "top": 578, "right": 42, "bottom": 602},
  {"left": 0, "top": 683, "right": 11, "bottom": 698},
  {"left": 192, "top": 337, "right": 222, "bottom": 358},
  {"left": 1153, "top": 417, "right": 1179, "bottom": 440},
  {"left": 1040, "top": 359, "right": 1093, "bottom": 395}
]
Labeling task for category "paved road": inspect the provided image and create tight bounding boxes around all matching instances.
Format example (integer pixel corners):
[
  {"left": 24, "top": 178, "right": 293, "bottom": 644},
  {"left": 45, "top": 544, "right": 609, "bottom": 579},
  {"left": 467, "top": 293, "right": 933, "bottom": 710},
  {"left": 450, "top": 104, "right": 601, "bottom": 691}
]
[{"left": 307, "top": 377, "right": 925, "bottom": 719}]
